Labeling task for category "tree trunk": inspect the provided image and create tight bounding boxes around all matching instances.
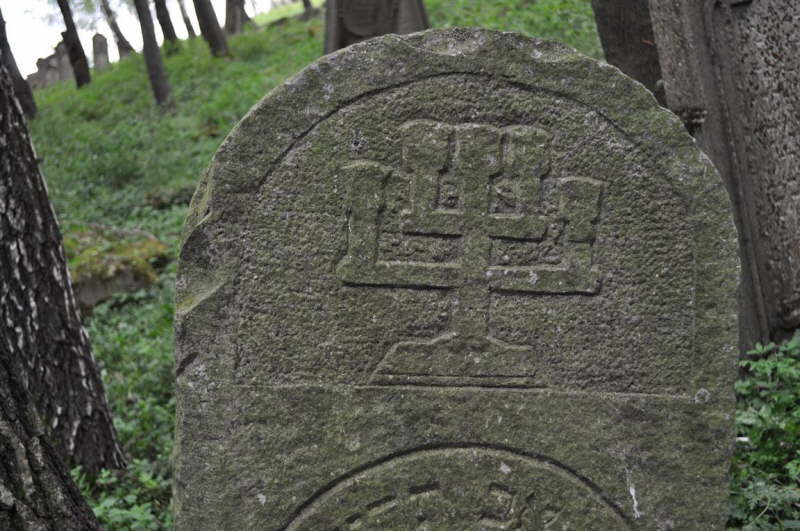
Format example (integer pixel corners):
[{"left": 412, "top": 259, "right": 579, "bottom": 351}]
[
  {"left": 99, "top": 0, "right": 134, "bottom": 58},
  {"left": 193, "top": 0, "right": 229, "bottom": 56},
  {"left": 154, "top": 0, "right": 179, "bottom": 44},
  {"left": 1, "top": 57, "right": 125, "bottom": 510},
  {"left": 0, "top": 63, "right": 101, "bottom": 531},
  {"left": 300, "top": 0, "right": 316, "bottom": 20},
  {"left": 55, "top": 0, "right": 91, "bottom": 87},
  {"left": 133, "top": 0, "right": 172, "bottom": 106},
  {"left": 176, "top": 0, "right": 197, "bottom": 38},
  {"left": 648, "top": 0, "right": 800, "bottom": 348},
  {"left": 224, "top": 0, "right": 250, "bottom": 34},
  {"left": 590, "top": 0, "right": 665, "bottom": 106},
  {"left": 0, "top": 52, "right": 124, "bottom": 478},
  {"left": 0, "top": 7, "right": 36, "bottom": 118}
]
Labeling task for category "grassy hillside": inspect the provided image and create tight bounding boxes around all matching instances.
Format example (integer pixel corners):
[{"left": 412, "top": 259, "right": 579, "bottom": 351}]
[{"left": 30, "top": 2, "right": 797, "bottom": 530}]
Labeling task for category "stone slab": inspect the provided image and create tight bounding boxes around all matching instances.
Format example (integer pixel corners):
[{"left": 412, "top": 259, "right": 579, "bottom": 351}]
[{"left": 175, "top": 28, "right": 740, "bottom": 530}]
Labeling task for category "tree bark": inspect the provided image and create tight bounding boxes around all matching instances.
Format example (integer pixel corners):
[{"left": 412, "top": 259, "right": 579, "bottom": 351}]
[
  {"left": 0, "top": 7, "right": 36, "bottom": 118},
  {"left": 99, "top": 0, "right": 134, "bottom": 58},
  {"left": 133, "top": 0, "right": 172, "bottom": 106},
  {"left": 176, "top": 0, "right": 197, "bottom": 38},
  {"left": 0, "top": 53, "right": 124, "bottom": 478},
  {"left": 590, "top": 0, "right": 665, "bottom": 106},
  {"left": 648, "top": 0, "right": 800, "bottom": 348},
  {"left": 300, "top": 0, "right": 316, "bottom": 20},
  {"left": 0, "top": 63, "right": 101, "bottom": 530},
  {"left": 55, "top": 0, "right": 91, "bottom": 87},
  {"left": 154, "top": 0, "right": 179, "bottom": 44},
  {"left": 224, "top": 0, "right": 250, "bottom": 34},
  {"left": 193, "top": 0, "right": 229, "bottom": 56}
]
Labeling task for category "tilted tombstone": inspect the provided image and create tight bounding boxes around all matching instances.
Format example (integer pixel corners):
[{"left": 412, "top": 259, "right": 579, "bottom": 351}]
[
  {"left": 175, "top": 28, "right": 739, "bottom": 529},
  {"left": 93, "top": 33, "right": 109, "bottom": 70},
  {"left": 324, "top": 0, "right": 429, "bottom": 54}
]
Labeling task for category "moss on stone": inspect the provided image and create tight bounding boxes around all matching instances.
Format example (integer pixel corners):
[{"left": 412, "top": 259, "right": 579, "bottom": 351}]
[{"left": 63, "top": 224, "right": 169, "bottom": 310}]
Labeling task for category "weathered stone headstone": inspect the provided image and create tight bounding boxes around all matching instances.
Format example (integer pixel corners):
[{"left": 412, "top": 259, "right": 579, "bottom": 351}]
[
  {"left": 175, "top": 28, "right": 739, "bottom": 529},
  {"left": 93, "top": 33, "right": 109, "bottom": 70},
  {"left": 648, "top": 0, "right": 800, "bottom": 347},
  {"left": 55, "top": 41, "right": 72, "bottom": 82},
  {"left": 324, "top": 0, "right": 429, "bottom": 54}
]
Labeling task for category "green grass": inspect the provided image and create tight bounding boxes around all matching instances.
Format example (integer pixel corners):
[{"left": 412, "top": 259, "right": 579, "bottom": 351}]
[
  {"left": 252, "top": 0, "right": 325, "bottom": 25},
  {"left": 28, "top": 2, "right": 603, "bottom": 528}
]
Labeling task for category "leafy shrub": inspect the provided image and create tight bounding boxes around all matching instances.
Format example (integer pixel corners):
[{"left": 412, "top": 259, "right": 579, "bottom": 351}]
[
  {"left": 72, "top": 459, "right": 172, "bottom": 531},
  {"left": 729, "top": 332, "right": 800, "bottom": 530}
]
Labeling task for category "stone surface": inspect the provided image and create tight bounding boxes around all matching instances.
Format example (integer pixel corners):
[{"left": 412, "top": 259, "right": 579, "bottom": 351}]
[
  {"left": 648, "top": 0, "right": 800, "bottom": 347},
  {"left": 93, "top": 33, "right": 109, "bottom": 70},
  {"left": 324, "top": 0, "right": 429, "bottom": 54},
  {"left": 26, "top": 41, "right": 73, "bottom": 89},
  {"left": 64, "top": 226, "right": 168, "bottom": 312},
  {"left": 175, "top": 28, "right": 739, "bottom": 530}
]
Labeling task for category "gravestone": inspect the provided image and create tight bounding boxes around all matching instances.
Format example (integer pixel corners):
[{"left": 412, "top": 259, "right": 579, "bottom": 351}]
[
  {"left": 648, "top": 0, "right": 800, "bottom": 347},
  {"left": 175, "top": 28, "right": 739, "bottom": 529},
  {"left": 324, "top": 0, "right": 429, "bottom": 54},
  {"left": 93, "top": 33, "right": 109, "bottom": 70},
  {"left": 54, "top": 41, "right": 72, "bottom": 82}
]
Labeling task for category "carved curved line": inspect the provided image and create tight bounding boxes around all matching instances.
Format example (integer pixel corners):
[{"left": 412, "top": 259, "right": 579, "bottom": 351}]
[
  {"left": 280, "top": 442, "right": 632, "bottom": 530},
  {"left": 254, "top": 72, "right": 674, "bottom": 202}
]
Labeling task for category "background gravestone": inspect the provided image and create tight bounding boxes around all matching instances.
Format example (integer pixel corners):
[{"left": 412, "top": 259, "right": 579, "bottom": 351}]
[
  {"left": 648, "top": 0, "right": 800, "bottom": 348},
  {"left": 55, "top": 41, "right": 72, "bottom": 82},
  {"left": 93, "top": 33, "right": 109, "bottom": 70},
  {"left": 323, "top": 0, "right": 429, "bottom": 54},
  {"left": 175, "top": 28, "right": 739, "bottom": 529}
]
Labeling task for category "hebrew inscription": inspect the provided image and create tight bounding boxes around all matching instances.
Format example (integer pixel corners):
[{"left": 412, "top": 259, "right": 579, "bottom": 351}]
[
  {"left": 337, "top": 121, "right": 605, "bottom": 386},
  {"left": 285, "top": 447, "right": 629, "bottom": 530}
]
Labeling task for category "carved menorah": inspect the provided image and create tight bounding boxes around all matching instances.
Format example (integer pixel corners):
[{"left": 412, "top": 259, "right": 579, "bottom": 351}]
[{"left": 337, "top": 120, "right": 604, "bottom": 386}]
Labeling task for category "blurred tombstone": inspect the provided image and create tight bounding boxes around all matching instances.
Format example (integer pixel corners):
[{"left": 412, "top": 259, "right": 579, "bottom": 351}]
[
  {"left": 324, "top": 0, "right": 429, "bottom": 54},
  {"left": 93, "top": 33, "right": 109, "bottom": 70},
  {"left": 55, "top": 41, "right": 72, "bottom": 82}
]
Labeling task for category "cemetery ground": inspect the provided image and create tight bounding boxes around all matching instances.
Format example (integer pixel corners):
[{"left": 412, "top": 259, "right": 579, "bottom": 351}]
[{"left": 26, "top": 1, "right": 797, "bottom": 529}]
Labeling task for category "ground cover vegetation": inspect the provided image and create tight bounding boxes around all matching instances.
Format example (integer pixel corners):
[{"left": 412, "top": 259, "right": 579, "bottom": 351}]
[{"left": 26, "top": 0, "right": 796, "bottom": 528}]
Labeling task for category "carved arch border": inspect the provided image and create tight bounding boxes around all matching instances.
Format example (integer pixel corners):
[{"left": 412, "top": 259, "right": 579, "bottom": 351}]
[{"left": 281, "top": 443, "right": 632, "bottom": 530}]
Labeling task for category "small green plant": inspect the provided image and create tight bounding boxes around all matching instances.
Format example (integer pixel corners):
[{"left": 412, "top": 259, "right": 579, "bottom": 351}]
[
  {"left": 729, "top": 332, "right": 800, "bottom": 530},
  {"left": 72, "top": 459, "right": 172, "bottom": 531}
]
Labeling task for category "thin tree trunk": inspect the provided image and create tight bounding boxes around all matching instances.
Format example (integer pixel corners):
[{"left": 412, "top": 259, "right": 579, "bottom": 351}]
[
  {"left": 0, "top": 7, "right": 36, "bottom": 118},
  {"left": 99, "top": 0, "right": 134, "bottom": 58},
  {"left": 154, "top": 0, "right": 179, "bottom": 44},
  {"left": 224, "top": 0, "right": 247, "bottom": 34},
  {"left": 133, "top": 0, "right": 172, "bottom": 106},
  {"left": 300, "top": 0, "right": 315, "bottom": 20},
  {"left": 590, "top": 0, "right": 665, "bottom": 106},
  {"left": 55, "top": 0, "right": 91, "bottom": 87},
  {"left": 176, "top": 0, "right": 197, "bottom": 38},
  {"left": 193, "top": 0, "right": 229, "bottom": 56},
  {"left": 0, "top": 62, "right": 101, "bottom": 531}
]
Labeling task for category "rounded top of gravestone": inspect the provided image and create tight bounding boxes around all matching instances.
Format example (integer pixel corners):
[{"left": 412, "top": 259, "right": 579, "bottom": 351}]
[{"left": 177, "top": 26, "right": 738, "bottom": 400}]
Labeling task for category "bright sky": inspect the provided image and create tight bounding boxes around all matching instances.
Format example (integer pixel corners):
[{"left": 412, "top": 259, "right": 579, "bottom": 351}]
[{"left": 1, "top": 0, "right": 274, "bottom": 76}]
